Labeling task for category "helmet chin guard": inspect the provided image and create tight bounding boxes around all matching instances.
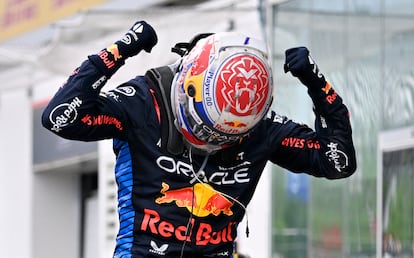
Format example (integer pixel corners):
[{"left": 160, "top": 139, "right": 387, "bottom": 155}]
[{"left": 171, "top": 32, "right": 273, "bottom": 153}]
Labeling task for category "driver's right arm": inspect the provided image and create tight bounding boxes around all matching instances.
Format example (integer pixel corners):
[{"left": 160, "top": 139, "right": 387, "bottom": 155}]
[
  {"left": 41, "top": 59, "right": 127, "bottom": 141},
  {"left": 41, "top": 20, "right": 158, "bottom": 141}
]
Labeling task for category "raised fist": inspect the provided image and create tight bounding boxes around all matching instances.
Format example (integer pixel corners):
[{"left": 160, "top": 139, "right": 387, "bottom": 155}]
[
  {"left": 115, "top": 20, "right": 158, "bottom": 58},
  {"left": 284, "top": 47, "right": 325, "bottom": 89}
]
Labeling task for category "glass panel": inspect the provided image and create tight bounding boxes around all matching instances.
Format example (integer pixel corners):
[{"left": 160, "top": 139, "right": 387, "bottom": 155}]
[
  {"left": 271, "top": 0, "right": 414, "bottom": 257},
  {"left": 383, "top": 16, "right": 414, "bottom": 129},
  {"left": 385, "top": 0, "right": 414, "bottom": 15},
  {"left": 312, "top": 0, "right": 346, "bottom": 12},
  {"left": 382, "top": 148, "right": 414, "bottom": 257},
  {"left": 272, "top": 171, "right": 308, "bottom": 258}
]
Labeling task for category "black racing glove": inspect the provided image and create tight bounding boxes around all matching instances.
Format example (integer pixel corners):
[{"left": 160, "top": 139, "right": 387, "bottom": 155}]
[
  {"left": 284, "top": 47, "right": 343, "bottom": 115},
  {"left": 115, "top": 20, "right": 158, "bottom": 57},
  {"left": 89, "top": 20, "right": 158, "bottom": 77},
  {"left": 284, "top": 47, "right": 326, "bottom": 91}
]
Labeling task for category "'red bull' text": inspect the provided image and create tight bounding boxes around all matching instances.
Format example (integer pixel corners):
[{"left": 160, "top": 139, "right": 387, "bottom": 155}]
[{"left": 140, "top": 208, "right": 236, "bottom": 246}]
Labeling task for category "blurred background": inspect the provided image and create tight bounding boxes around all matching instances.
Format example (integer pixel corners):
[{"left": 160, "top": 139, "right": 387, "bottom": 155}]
[{"left": 0, "top": 0, "right": 413, "bottom": 258}]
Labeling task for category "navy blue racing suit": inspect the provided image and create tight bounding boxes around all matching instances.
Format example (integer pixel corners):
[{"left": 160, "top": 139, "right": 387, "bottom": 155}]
[{"left": 41, "top": 55, "right": 356, "bottom": 257}]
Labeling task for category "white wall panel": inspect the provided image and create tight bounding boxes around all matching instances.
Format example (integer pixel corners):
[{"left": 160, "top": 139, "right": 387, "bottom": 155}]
[{"left": 0, "top": 88, "right": 32, "bottom": 258}]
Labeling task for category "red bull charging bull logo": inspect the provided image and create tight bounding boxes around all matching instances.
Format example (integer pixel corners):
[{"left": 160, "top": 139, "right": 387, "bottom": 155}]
[
  {"left": 106, "top": 44, "right": 123, "bottom": 61},
  {"left": 156, "top": 182, "right": 234, "bottom": 217}
]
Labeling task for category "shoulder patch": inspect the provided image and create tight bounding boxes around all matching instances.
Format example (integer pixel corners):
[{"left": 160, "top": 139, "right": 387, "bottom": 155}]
[
  {"left": 114, "top": 86, "right": 137, "bottom": 96},
  {"left": 268, "top": 111, "right": 288, "bottom": 124}
]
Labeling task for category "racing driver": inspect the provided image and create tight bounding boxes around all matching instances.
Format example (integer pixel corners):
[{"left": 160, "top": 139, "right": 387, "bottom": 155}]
[{"left": 41, "top": 20, "right": 357, "bottom": 258}]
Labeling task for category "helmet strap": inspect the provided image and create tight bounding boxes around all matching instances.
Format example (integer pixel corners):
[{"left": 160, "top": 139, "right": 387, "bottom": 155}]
[{"left": 171, "top": 33, "right": 214, "bottom": 57}]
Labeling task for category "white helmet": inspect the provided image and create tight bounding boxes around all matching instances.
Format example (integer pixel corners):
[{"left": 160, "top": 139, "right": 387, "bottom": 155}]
[{"left": 171, "top": 32, "right": 273, "bottom": 153}]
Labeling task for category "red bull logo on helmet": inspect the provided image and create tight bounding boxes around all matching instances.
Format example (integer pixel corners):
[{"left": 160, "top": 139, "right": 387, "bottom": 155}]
[
  {"left": 223, "top": 120, "right": 248, "bottom": 128},
  {"left": 155, "top": 182, "right": 234, "bottom": 217}
]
